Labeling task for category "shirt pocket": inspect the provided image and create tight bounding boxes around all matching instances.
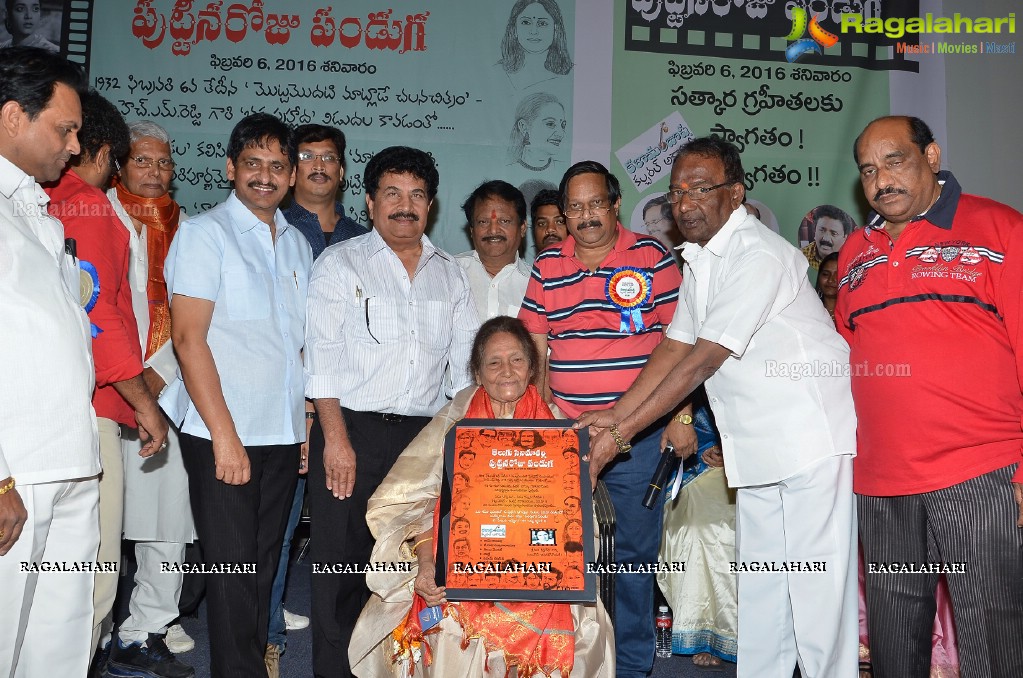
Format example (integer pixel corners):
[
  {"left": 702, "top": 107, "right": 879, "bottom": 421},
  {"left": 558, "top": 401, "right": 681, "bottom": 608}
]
[
  {"left": 224, "top": 268, "right": 270, "bottom": 320},
  {"left": 416, "top": 300, "right": 453, "bottom": 350}
]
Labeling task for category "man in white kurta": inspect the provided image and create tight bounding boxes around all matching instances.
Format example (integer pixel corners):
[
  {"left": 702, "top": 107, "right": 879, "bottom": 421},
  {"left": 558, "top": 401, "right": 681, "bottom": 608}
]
[
  {"left": 579, "top": 137, "right": 858, "bottom": 678},
  {"left": 107, "top": 120, "right": 196, "bottom": 662}
]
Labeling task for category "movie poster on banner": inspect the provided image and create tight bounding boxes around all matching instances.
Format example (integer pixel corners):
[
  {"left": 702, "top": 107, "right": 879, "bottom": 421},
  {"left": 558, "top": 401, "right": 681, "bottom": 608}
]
[
  {"left": 613, "top": 0, "right": 944, "bottom": 254},
  {"left": 439, "top": 420, "right": 597, "bottom": 603},
  {"left": 85, "top": 1, "right": 578, "bottom": 258}
]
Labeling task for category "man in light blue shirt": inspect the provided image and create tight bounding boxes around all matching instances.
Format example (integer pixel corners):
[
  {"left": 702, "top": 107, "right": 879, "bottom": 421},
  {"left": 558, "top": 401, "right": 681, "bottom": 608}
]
[{"left": 159, "top": 113, "right": 312, "bottom": 678}]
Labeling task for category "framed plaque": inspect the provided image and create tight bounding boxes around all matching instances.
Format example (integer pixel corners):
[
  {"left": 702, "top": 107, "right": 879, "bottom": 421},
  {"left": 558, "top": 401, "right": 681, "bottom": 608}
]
[{"left": 438, "top": 419, "right": 597, "bottom": 603}]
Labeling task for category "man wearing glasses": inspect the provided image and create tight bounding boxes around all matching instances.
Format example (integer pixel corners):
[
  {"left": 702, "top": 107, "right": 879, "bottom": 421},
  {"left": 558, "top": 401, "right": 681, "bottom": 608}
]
[
  {"left": 518, "top": 160, "right": 682, "bottom": 678},
  {"left": 104, "top": 120, "right": 197, "bottom": 676},
  {"left": 578, "top": 137, "right": 858, "bottom": 678}
]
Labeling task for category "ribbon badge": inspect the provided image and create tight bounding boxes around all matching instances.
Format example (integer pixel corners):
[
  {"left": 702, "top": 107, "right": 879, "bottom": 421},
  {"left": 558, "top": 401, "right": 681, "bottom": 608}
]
[
  {"left": 606, "top": 266, "right": 652, "bottom": 334},
  {"left": 79, "top": 260, "right": 103, "bottom": 338}
]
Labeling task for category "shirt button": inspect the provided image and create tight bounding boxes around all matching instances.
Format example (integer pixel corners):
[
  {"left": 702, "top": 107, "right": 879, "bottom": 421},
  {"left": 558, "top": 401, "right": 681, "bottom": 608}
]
[
  {"left": 283, "top": 332, "right": 289, "bottom": 338},
  {"left": 411, "top": 330, "right": 415, "bottom": 335},
  {"left": 722, "top": 433, "right": 729, "bottom": 439},
  {"left": 711, "top": 397, "right": 718, "bottom": 404},
  {"left": 892, "top": 261, "right": 899, "bottom": 267}
]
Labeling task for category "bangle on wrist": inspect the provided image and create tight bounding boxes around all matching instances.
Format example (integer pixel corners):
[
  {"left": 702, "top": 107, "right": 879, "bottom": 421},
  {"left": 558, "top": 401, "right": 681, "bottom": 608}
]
[
  {"left": 412, "top": 536, "right": 433, "bottom": 556},
  {"left": 0, "top": 477, "right": 15, "bottom": 495},
  {"left": 608, "top": 424, "right": 632, "bottom": 455}
]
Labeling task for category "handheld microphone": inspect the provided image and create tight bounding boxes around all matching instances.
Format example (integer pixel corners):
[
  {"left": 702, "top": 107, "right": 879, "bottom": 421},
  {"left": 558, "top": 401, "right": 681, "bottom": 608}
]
[{"left": 643, "top": 443, "right": 681, "bottom": 509}]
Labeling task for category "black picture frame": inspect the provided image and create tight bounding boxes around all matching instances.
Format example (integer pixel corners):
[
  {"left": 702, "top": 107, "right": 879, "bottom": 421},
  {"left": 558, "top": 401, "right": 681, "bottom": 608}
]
[{"left": 438, "top": 419, "right": 596, "bottom": 603}]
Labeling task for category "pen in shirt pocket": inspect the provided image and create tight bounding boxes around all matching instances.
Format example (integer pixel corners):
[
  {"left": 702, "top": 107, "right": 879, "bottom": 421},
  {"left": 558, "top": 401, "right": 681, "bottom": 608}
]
[{"left": 293, "top": 271, "right": 299, "bottom": 290}]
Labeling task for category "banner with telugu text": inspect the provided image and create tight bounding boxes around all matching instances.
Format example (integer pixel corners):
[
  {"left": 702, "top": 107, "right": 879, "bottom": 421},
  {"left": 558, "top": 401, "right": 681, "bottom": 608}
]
[
  {"left": 87, "top": 0, "right": 578, "bottom": 257},
  {"left": 612, "top": 0, "right": 946, "bottom": 268}
]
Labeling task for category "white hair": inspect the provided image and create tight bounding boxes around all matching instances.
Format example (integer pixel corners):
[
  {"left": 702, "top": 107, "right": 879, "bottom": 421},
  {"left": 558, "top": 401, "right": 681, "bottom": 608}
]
[{"left": 128, "top": 120, "right": 170, "bottom": 145}]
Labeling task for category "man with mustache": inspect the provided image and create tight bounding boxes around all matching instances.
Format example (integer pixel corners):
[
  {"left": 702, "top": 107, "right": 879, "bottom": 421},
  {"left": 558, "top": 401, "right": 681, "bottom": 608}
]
[
  {"left": 304, "top": 145, "right": 478, "bottom": 678},
  {"left": 576, "top": 138, "right": 858, "bottom": 678},
  {"left": 801, "top": 203, "right": 856, "bottom": 270},
  {"left": 159, "top": 113, "right": 312, "bottom": 677},
  {"left": 0, "top": 46, "right": 94, "bottom": 678},
  {"left": 836, "top": 116, "right": 1023, "bottom": 677},
  {"left": 530, "top": 188, "right": 568, "bottom": 251},
  {"left": 456, "top": 179, "right": 531, "bottom": 320},
  {"left": 45, "top": 90, "right": 175, "bottom": 676},
  {"left": 262, "top": 124, "right": 366, "bottom": 675},
  {"left": 519, "top": 160, "right": 683, "bottom": 678}
]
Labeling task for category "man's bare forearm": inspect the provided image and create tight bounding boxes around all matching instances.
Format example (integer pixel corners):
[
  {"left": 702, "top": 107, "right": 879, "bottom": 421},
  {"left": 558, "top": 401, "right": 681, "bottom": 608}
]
[
  {"left": 613, "top": 337, "right": 693, "bottom": 418},
  {"left": 618, "top": 340, "right": 729, "bottom": 440},
  {"left": 112, "top": 374, "right": 159, "bottom": 414},
  {"left": 175, "top": 336, "right": 236, "bottom": 441},
  {"left": 313, "top": 398, "right": 350, "bottom": 447}
]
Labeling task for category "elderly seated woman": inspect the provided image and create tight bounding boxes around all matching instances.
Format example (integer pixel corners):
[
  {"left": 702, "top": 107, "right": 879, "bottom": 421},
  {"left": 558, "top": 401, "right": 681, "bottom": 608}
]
[{"left": 349, "top": 316, "right": 614, "bottom": 677}]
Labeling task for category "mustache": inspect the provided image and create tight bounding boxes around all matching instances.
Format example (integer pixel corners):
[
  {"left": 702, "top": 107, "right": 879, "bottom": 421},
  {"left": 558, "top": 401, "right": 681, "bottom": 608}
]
[
  {"left": 578, "top": 218, "right": 602, "bottom": 229},
  {"left": 389, "top": 211, "right": 419, "bottom": 222},
  {"left": 307, "top": 171, "right": 331, "bottom": 180},
  {"left": 818, "top": 238, "right": 833, "bottom": 248},
  {"left": 542, "top": 234, "right": 562, "bottom": 244},
  {"left": 481, "top": 234, "right": 507, "bottom": 242},
  {"left": 247, "top": 181, "right": 278, "bottom": 192},
  {"left": 874, "top": 187, "right": 908, "bottom": 201}
]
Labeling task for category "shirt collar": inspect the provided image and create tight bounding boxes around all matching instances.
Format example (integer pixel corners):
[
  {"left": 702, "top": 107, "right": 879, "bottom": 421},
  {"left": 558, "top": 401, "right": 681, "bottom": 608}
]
[
  {"left": 226, "top": 190, "right": 290, "bottom": 236},
  {"left": 0, "top": 153, "right": 46, "bottom": 202},
  {"left": 680, "top": 207, "right": 747, "bottom": 262},
  {"left": 364, "top": 226, "right": 449, "bottom": 262},
  {"left": 865, "top": 170, "right": 960, "bottom": 233},
  {"left": 467, "top": 250, "right": 531, "bottom": 277},
  {"left": 283, "top": 199, "right": 343, "bottom": 225},
  {"left": 558, "top": 222, "right": 632, "bottom": 260}
]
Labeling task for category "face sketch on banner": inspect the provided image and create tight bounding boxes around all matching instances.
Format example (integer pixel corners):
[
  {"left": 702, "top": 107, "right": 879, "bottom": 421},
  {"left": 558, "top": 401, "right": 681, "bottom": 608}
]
[
  {"left": 0, "top": 0, "right": 62, "bottom": 52},
  {"left": 508, "top": 92, "right": 567, "bottom": 174},
  {"left": 498, "top": 0, "right": 574, "bottom": 92}
]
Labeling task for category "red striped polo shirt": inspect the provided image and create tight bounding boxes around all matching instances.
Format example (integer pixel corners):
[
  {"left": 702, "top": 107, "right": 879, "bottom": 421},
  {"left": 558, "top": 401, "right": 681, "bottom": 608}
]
[
  {"left": 835, "top": 172, "right": 1023, "bottom": 495},
  {"left": 519, "top": 226, "right": 681, "bottom": 419}
]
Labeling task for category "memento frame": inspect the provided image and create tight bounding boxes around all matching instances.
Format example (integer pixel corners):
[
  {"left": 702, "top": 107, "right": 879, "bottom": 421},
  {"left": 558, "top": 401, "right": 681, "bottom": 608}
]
[{"left": 438, "top": 419, "right": 596, "bottom": 603}]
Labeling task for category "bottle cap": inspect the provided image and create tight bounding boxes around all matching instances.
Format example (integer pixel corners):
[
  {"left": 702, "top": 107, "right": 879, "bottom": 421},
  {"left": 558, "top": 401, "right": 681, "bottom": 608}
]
[{"left": 658, "top": 605, "right": 669, "bottom": 613}]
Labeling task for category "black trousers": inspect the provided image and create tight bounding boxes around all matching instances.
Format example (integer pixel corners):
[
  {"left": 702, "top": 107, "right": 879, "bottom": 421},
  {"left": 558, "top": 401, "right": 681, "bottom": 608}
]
[
  {"left": 309, "top": 409, "right": 430, "bottom": 678},
  {"left": 180, "top": 433, "right": 299, "bottom": 678},
  {"left": 859, "top": 463, "right": 1023, "bottom": 678}
]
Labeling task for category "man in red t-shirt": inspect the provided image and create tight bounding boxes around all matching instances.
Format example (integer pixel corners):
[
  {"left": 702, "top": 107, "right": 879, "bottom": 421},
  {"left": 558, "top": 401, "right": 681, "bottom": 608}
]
[{"left": 836, "top": 115, "right": 1023, "bottom": 677}]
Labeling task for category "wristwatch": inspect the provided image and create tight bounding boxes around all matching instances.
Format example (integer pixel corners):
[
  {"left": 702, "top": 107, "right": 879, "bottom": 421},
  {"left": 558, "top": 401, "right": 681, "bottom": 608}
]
[
  {"left": 673, "top": 412, "right": 693, "bottom": 425},
  {"left": 608, "top": 424, "right": 632, "bottom": 455}
]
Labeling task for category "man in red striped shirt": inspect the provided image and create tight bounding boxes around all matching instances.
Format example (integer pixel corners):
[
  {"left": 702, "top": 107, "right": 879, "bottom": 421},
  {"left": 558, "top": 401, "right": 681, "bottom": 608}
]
[{"left": 519, "top": 160, "right": 683, "bottom": 678}]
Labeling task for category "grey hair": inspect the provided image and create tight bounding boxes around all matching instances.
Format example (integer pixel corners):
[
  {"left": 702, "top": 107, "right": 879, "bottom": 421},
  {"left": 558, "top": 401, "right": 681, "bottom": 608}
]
[{"left": 128, "top": 120, "right": 170, "bottom": 145}]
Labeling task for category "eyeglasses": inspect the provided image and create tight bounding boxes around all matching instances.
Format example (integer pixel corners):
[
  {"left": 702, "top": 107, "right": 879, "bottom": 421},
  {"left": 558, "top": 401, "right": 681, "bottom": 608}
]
[
  {"left": 666, "top": 182, "right": 732, "bottom": 203},
  {"left": 564, "top": 199, "right": 613, "bottom": 220},
  {"left": 297, "top": 151, "right": 340, "bottom": 165},
  {"left": 644, "top": 215, "right": 669, "bottom": 230},
  {"left": 128, "top": 155, "right": 176, "bottom": 171}
]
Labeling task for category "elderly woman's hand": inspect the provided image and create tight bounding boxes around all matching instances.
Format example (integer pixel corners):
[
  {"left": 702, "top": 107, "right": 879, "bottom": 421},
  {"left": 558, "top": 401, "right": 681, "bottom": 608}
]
[{"left": 414, "top": 568, "right": 447, "bottom": 607}]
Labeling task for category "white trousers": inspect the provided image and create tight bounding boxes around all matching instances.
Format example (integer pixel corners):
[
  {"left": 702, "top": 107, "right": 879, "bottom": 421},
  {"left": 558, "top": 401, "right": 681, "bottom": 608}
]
[
  {"left": 92, "top": 417, "right": 124, "bottom": 650},
  {"left": 0, "top": 477, "right": 100, "bottom": 678},
  {"left": 734, "top": 454, "right": 858, "bottom": 678},
  {"left": 117, "top": 540, "right": 187, "bottom": 644}
]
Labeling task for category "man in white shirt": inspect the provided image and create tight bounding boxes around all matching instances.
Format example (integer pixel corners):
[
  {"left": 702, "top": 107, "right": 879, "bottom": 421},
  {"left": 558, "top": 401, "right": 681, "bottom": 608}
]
[
  {"left": 0, "top": 46, "right": 97, "bottom": 677},
  {"left": 455, "top": 179, "right": 531, "bottom": 319},
  {"left": 305, "top": 146, "right": 479, "bottom": 678},
  {"left": 160, "top": 113, "right": 312, "bottom": 678},
  {"left": 106, "top": 120, "right": 197, "bottom": 673},
  {"left": 578, "top": 137, "right": 858, "bottom": 678}
]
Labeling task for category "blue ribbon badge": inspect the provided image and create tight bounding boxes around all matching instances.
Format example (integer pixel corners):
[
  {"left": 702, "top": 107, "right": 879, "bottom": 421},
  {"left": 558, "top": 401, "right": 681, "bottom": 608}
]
[
  {"left": 79, "top": 260, "right": 103, "bottom": 337},
  {"left": 605, "top": 266, "right": 652, "bottom": 334}
]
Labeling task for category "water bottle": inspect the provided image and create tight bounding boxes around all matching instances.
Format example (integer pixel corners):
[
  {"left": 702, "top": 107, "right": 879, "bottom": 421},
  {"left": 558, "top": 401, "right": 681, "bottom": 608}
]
[{"left": 655, "top": 604, "right": 672, "bottom": 658}]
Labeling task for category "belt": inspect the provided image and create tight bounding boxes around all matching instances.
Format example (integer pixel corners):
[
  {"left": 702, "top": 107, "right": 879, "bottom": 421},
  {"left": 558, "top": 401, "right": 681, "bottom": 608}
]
[{"left": 343, "top": 408, "right": 421, "bottom": 424}]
